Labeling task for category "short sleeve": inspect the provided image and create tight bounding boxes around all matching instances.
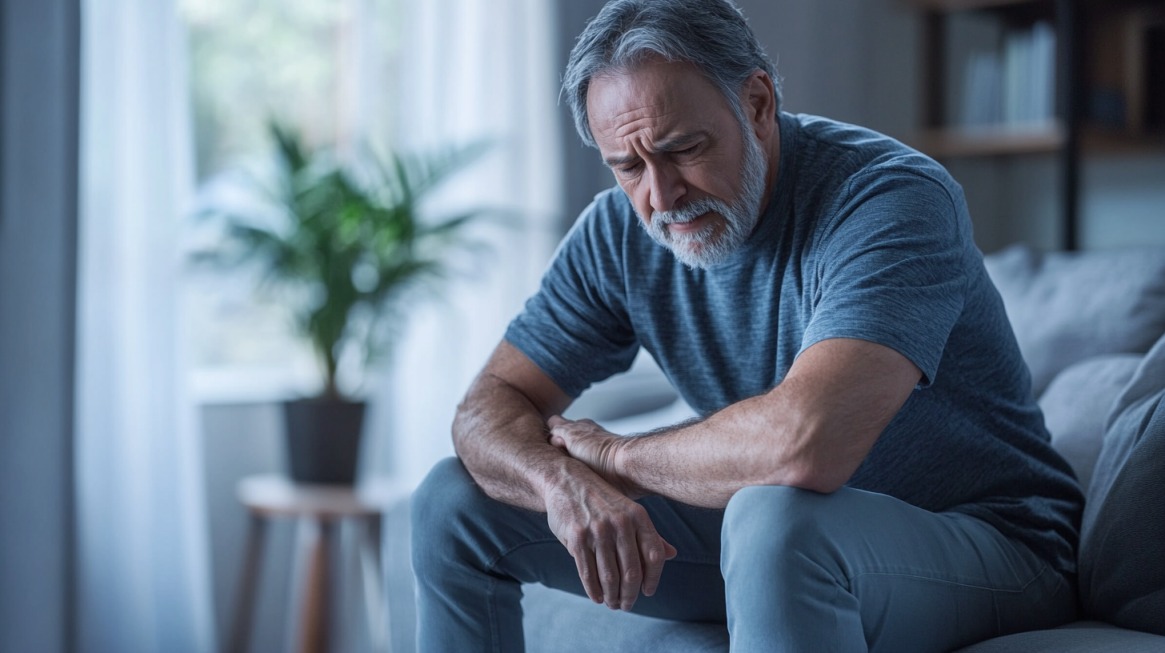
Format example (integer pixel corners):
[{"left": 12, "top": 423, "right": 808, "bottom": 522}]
[
  {"left": 802, "top": 170, "right": 968, "bottom": 386},
  {"left": 504, "top": 195, "right": 640, "bottom": 398}
]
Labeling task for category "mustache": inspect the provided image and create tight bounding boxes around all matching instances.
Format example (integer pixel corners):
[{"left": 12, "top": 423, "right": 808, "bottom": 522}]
[{"left": 651, "top": 198, "right": 730, "bottom": 227}]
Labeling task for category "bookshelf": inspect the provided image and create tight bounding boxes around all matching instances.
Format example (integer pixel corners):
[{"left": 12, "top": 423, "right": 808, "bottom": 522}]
[{"left": 903, "top": 0, "right": 1165, "bottom": 250}]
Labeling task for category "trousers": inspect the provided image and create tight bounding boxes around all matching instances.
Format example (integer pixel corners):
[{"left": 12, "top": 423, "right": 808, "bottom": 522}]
[{"left": 411, "top": 457, "right": 1077, "bottom": 652}]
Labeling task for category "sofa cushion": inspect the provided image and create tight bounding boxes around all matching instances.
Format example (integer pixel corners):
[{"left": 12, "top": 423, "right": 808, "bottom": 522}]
[
  {"left": 1078, "top": 333, "right": 1165, "bottom": 634},
  {"left": 984, "top": 245, "right": 1165, "bottom": 397},
  {"left": 954, "top": 621, "right": 1165, "bottom": 652},
  {"left": 523, "top": 584, "right": 728, "bottom": 653},
  {"left": 1038, "top": 354, "right": 1142, "bottom": 492}
]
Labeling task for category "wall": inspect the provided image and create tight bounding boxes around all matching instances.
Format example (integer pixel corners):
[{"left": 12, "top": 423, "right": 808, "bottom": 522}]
[
  {"left": 554, "top": 0, "right": 618, "bottom": 224},
  {"left": 0, "top": 1, "right": 80, "bottom": 651},
  {"left": 740, "top": 0, "right": 919, "bottom": 137},
  {"left": 980, "top": 155, "right": 1165, "bottom": 251}
]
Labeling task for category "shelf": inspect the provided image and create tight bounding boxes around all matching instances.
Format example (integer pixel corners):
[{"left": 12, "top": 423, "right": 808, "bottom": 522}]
[
  {"left": 908, "top": 124, "right": 1165, "bottom": 158},
  {"left": 903, "top": 0, "right": 1044, "bottom": 12},
  {"left": 1082, "top": 128, "right": 1165, "bottom": 155},
  {"left": 908, "top": 0, "right": 1163, "bottom": 250},
  {"left": 908, "top": 123, "right": 1065, "bottom": 157}
]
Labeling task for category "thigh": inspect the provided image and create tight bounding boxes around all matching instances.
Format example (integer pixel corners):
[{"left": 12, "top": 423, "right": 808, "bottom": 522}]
[
  {"left": 723, "top": 486, "right": 1076, "bottom": 652},
  {"left": 844, "top": 503, "right": 1076, "bottom": 652}
]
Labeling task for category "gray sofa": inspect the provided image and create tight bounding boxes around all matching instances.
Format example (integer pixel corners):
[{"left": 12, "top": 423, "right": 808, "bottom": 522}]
[{"left": 384, "top": 244, "right": 1165, "bottom": 652}]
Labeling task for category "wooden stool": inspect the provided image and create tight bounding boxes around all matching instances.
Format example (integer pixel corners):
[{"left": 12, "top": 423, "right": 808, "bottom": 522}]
[{"left": 227, "top": 474, "right": 404, "bottom": 653}]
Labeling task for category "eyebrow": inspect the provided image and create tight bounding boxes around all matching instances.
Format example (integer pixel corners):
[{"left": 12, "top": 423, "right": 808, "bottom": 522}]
[{"left": 602, "top": 131, "right": 707, "bottom": 169}]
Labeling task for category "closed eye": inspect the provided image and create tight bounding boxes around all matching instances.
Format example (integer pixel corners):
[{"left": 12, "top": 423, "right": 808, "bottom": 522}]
[
  {"left": 659, "top": 133, "right": 705, "bottom": 158},
  {"left": 615, "top": 160, "right": 643, "bottom": 177}
]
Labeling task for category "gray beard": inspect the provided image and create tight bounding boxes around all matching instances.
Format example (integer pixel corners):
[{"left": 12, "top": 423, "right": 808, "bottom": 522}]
[{"left": 638, "top": 127, "right": 768, "bottom": 270}]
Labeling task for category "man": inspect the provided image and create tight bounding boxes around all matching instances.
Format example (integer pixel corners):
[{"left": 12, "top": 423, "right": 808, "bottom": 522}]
[{"left": 411, "top": 0, "right": 1083, "bottom": 650}]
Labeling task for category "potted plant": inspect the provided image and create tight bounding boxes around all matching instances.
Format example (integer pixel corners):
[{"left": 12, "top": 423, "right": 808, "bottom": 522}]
[{"left": 199, "top": 123, "right": 488, "bottom": 484}]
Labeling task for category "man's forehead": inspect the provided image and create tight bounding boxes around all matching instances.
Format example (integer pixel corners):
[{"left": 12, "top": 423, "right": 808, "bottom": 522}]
[{"left": 586, "top": 60, "right": 727, "bottom": 148}]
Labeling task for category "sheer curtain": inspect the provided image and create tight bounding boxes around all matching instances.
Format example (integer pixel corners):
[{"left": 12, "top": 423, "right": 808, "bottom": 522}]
[
  {"left": 366, "top": 0, "right": 565, "bottom": 486},
  {"left": 76, "top": 0, "right": 214, "bottom": 651}
]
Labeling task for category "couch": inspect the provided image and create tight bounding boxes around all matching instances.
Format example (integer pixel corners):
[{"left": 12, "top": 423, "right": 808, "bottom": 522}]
[{"left": 383, "top": 244, "right": 1165, "bottom": 652}]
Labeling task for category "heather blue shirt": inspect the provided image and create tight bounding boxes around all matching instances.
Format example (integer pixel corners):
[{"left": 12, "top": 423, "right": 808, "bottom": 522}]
[{"left": 505, "top": 112, "right": 1082, "bottom": 573}]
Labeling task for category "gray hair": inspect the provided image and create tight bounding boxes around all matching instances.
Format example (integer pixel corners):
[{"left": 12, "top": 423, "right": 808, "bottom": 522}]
[{"left": 562, "top": 0, "right": 781, "bottom": 148}]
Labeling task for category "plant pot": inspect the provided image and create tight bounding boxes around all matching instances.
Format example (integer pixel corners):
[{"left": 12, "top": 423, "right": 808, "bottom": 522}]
[{"left": 282, "top": 398, "right": 366, "bottom": 485}]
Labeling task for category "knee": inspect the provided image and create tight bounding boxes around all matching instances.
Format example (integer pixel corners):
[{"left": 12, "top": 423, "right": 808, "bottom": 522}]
[
  {"left": 410, "top": 457, "right": 488, "bottom": 576},
  {"left": 722, "top": 485, "right": 843, "bottom": 575},
  {"left": 723, "top": 485, "right": 830, "bottom": 542}
]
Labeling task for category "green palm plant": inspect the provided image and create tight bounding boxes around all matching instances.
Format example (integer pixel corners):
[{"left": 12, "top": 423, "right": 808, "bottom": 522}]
[{"left": 203, "top": 123, "right": 488, "bottom": 400}]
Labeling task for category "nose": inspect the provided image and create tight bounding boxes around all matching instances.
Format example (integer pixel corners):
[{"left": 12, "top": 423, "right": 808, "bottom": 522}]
[{"left": 646, "top": 163, "right": 686, "bottom": 214}]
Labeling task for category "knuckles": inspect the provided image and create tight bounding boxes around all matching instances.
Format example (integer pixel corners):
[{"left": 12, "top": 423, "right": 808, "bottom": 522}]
[
  {"left": 565, "top": 525, "right": 589, "bottom": 546},
  {"left": 643, "top": 545, "right": 662, "bottom": 564}
]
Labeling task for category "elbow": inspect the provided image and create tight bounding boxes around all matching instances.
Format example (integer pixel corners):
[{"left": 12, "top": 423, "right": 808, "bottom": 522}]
[
  {"left": 450, "top": 404, "right": 470, "bottom": 453},
  {"left": 773, "top": 463, "right": 849, "bottom": 495},
  {"left": 792, "top": 473, "right": 847, "bottom": 495},
  {"left": 759, "top": 412, "right": 867, "bottom": 494},
  {"left": 758, "top": 430, "right": 857, "bottom": 495},
  {"left": 451, "top": 387, "right": 488, "bottom": 455}
]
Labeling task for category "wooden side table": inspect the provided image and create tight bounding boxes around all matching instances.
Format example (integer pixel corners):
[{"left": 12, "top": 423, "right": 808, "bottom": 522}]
[{"left": 227, "top": 474, "right": 405, "bottom": 653}]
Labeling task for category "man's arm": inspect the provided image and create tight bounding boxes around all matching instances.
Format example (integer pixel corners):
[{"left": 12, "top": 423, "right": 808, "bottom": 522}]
[
  {"left": 549, "top": 337, "right": 922, "bottom": 508},
  {"left": 452, "top": 340, "right": 574, "bottom": 511},
  {"left": 452, "top": 340, "right": 676, "bottom": 610}
]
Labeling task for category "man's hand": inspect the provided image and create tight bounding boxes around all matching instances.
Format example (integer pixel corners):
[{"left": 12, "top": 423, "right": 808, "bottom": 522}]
[
  {"left": 454, "top": 343, "right": 679, "bottom": 611},
  {"left": 543, "top": 469, "right": 677, "bottom": 611},
  {"left": 547, "top": 415, "right": 642, "bottom": 497}
]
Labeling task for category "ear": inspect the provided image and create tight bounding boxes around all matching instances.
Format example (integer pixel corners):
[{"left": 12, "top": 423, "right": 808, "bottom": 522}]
[{"left": 741, "top": 70, "right": 777, "bottom": 141}]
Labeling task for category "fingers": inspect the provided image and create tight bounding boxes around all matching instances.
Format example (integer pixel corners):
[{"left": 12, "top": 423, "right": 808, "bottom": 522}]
[
  {"left": 596, "top": 520, "right": 650, "bottom": 611},
  {"left": 572, "top": 545, "right": 603, "bottom": 605},
  {"left": 609, "top": 510, "right": 675, "bottom": 610},
  {"left": 638, "top": 530, "right": 678, "bottom": 597},
  {"left": 566, "top": 514, "right": 663, "bottom": 610},
  {"left": 548, "top": 481, "right": 670, "bottom": 612},
  {"left": 595, "top": 540, "right": 622, "bottom": 609},
  {"left": 547, "top": 415, "right": 569, "bottom": 448},
  {"left": 614, "top": 528, "right": 643, "bottom": 610}
]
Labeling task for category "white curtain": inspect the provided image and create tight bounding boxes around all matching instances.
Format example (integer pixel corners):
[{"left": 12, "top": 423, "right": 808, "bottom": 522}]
[
  {"left": 365, "top": 0, "right": 565, "bottom": 487},
  {"left": 76, "top": 0, "right": 214, "bottom": 651}
]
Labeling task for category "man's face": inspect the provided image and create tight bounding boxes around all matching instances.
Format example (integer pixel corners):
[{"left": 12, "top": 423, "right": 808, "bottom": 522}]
[{"left": 587, "top": 59, "right": 768, "bottom": 269}]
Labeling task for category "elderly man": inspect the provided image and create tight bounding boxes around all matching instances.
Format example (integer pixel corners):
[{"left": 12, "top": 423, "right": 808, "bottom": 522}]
[{"left": 411, "top": 0, "right": 1083, "bottom": 650}]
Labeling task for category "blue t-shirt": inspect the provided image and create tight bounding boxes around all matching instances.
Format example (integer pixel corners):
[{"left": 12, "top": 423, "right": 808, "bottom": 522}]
[{"left": 505, "top": 112, "right": 1083, "bottom": 572}]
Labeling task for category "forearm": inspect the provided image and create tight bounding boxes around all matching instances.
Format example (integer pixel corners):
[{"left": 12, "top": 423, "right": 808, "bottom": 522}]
[
  {"left": 555, "top": 340, "right": 921, "bottom": 508},
  {"left": 617, "top": 393, "right": 808, "bottom": 508},
  {"left": 453, "top": 373, "right": 595, "bottom": 512},
  {"left": 454, "top": 341, "right": 677, "bottom": 612},
  {"left": 547, "top": 395, "right": 801, "bottom": 508}
]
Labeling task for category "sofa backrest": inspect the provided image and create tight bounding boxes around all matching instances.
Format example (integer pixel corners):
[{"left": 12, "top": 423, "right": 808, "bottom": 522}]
[
  {"left": 1036, "top": 354, "right": 1142, "bottom": 491},
  {"left": 983, "top": 244, "right": 1165, "bottom": 486},
  {"left": 984, "top": 245, "right": 1165, "bottom": 398}
]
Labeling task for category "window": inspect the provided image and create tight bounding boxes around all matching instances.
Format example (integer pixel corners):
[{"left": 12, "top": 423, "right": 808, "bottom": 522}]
[{"left": 179, "top": 0, "right": 400, "bottom": 402}]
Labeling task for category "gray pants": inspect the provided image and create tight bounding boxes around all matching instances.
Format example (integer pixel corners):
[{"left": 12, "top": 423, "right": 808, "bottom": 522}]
[{"left": 411, "top": 457, "right": 1076, "bottom": 652}]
